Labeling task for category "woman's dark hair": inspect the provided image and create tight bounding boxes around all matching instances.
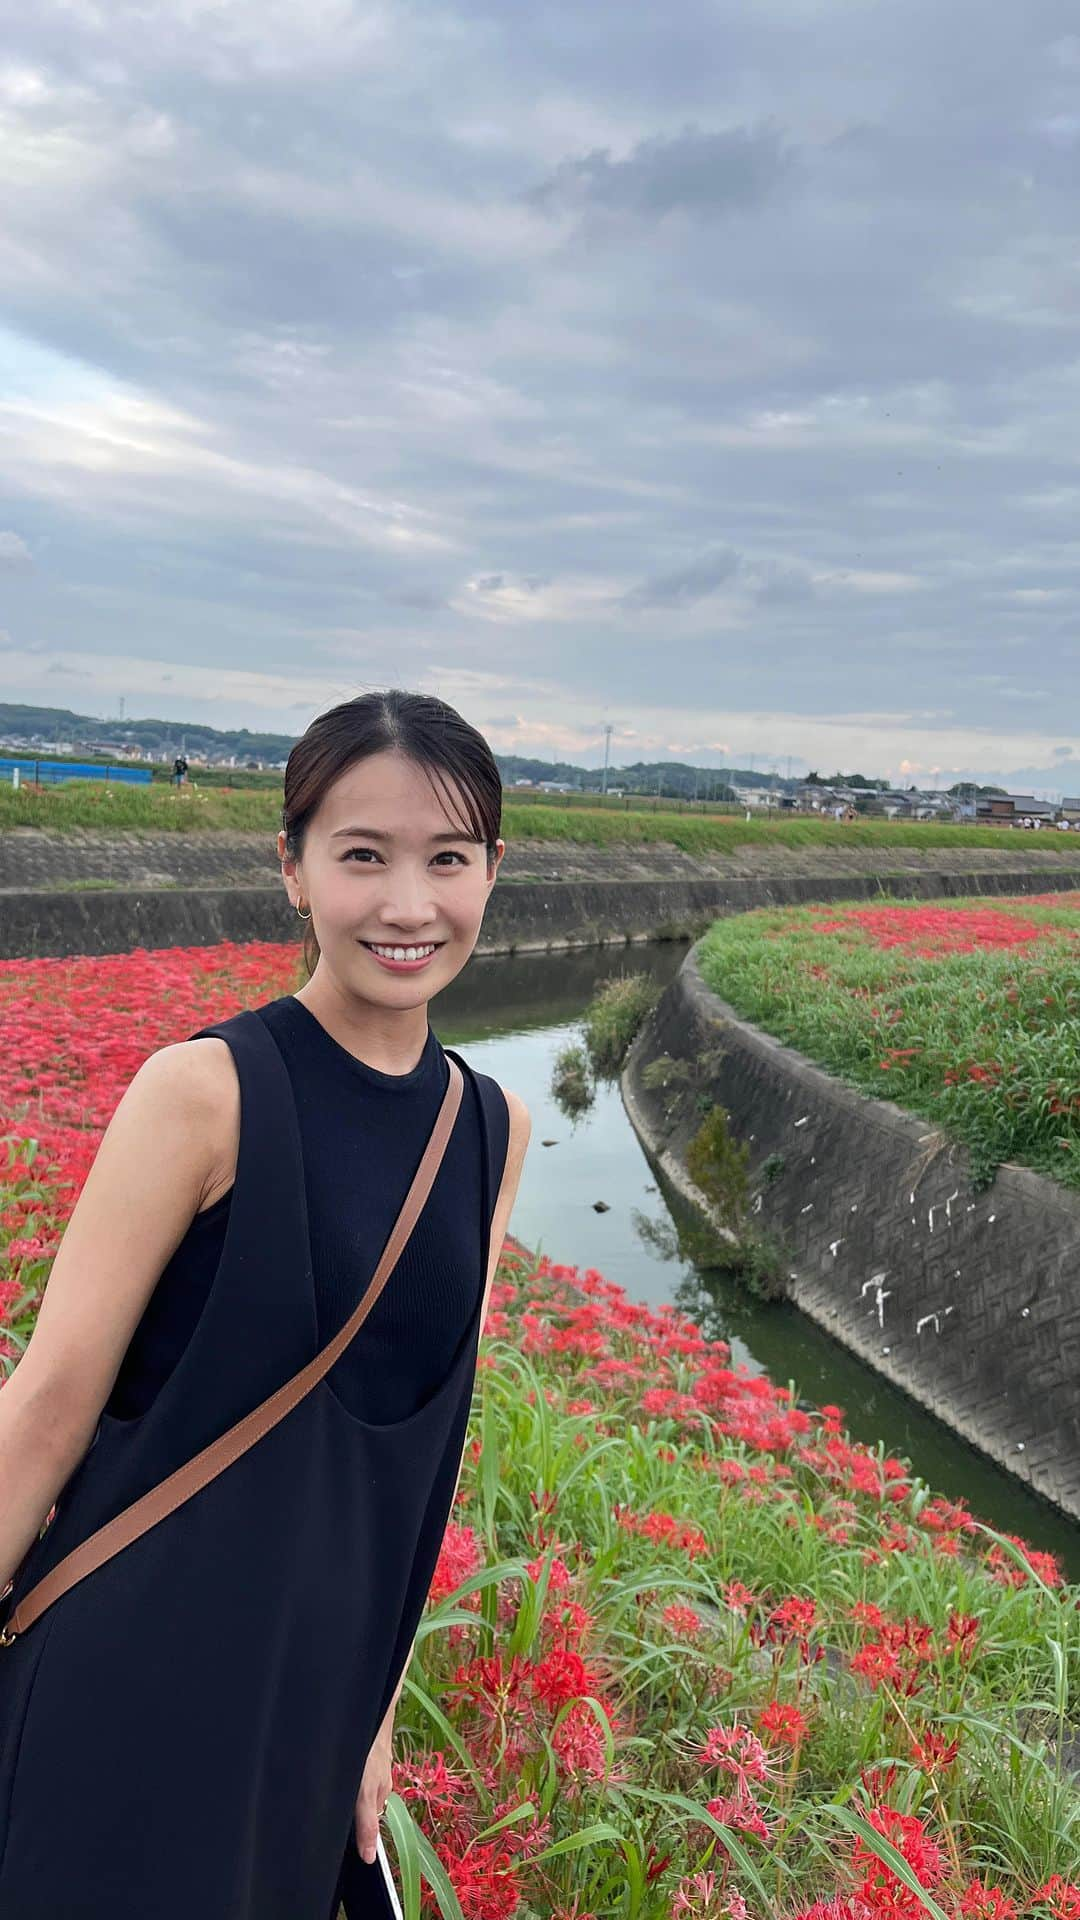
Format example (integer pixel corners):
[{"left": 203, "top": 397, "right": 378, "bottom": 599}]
[{"left": 281, "top": 688, "right": 502, "bottom": 977}]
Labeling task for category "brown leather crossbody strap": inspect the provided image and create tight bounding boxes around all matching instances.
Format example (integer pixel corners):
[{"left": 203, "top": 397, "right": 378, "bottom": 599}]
[{"left": 1, "top": 1057, "right": 464, "bottom": 1647}]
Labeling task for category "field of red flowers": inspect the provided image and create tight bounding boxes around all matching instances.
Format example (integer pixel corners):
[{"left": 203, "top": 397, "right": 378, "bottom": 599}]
[
  {"left": 697, "top": 892, "right": 1080, "bottom": 1192},
  {"left": 4, "top": 942, "right": 1080, "bottom": 1917}
]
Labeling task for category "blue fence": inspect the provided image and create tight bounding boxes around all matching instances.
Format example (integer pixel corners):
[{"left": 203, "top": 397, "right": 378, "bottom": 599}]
[{"left": 0, "top": 758, "right": 154, "bottom": 786}]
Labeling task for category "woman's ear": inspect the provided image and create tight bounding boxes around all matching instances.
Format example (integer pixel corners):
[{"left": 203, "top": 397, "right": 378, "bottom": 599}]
[{"left": 278, "top": 830, "right": 304, "bottom": 909}]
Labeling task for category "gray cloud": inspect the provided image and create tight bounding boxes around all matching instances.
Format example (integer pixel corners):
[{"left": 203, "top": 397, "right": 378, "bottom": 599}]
[
  {"left": 526, "top": 123, "right": 794, "bottom": 220},
  {"left": 1, "top": 0, "right": 1079, "bottom": 784},
  {"left": 750, "top": 563, "right": 815, "bottom": 606},
  {"left": 623, "top": 545, "right": 741, "bottom": 608}
]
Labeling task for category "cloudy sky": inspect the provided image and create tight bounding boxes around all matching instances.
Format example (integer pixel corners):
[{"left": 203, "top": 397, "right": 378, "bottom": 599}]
[{"left": 2, "top": 1, "right": 1078, "bottom": 789}]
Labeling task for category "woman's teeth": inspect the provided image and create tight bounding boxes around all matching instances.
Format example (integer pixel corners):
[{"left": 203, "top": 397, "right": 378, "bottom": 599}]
[{"left": 365, "top": 942, "right": 438, "bottom": 960}]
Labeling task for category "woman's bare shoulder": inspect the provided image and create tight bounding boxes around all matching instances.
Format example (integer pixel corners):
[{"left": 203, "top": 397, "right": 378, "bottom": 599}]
[
  {"left": 147, "top": 1033, "right": 239, "bottom": 1110},
  {"left": 141, "top": 1036, "right": 241, "bottom": 1204}
]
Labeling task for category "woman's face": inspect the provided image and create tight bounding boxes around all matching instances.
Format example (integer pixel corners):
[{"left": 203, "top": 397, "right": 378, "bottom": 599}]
[{"left": 277, "top": 749, "right": 503, "bottom": 1006}]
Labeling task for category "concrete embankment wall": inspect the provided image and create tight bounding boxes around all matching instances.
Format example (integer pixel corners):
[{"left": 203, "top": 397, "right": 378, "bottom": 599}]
[
  {"left": 622, "top": 948, "right": 1080, "bottom": 1521},
  {"left": 4, "top": 825, "right": 1080, "bottom": 959}
]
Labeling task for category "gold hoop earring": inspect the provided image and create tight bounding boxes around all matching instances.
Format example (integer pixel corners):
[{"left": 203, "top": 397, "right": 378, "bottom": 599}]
[{"left": 296, "top": 900, "right": 311, "bottom": 922}]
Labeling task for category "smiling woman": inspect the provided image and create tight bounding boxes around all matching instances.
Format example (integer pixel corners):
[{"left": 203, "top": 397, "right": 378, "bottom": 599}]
[
  {"left": 0, "top": 688, "right": 532, "bottom": 1920},
  {"left": 277, "top": 692, "right": 505, "bottom": 1067}
]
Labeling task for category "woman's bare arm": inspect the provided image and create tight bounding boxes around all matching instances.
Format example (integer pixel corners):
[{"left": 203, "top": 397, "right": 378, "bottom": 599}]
[{"left": 0, "top": 1038, "right": 236, "bottom": 1592}]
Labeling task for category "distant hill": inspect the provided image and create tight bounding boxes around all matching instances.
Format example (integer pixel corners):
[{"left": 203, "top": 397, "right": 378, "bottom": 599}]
[
  {"left": 0, "top": 703, "right": 295, "bottom": 766},
  {"left": 10, "top": 701, "right": 991, "bottom": 801},
  {"left": 0, "top": 700, "right": 789, "bottom": 795}
]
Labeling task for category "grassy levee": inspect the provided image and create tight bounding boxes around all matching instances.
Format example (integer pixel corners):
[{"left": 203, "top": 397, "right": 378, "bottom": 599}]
[
  {"left": 695, "top": 894, "right": 1080, "bottom": 1194},
  {"left": 0, "top": 776, "right": 1062, "bottom": 856}
]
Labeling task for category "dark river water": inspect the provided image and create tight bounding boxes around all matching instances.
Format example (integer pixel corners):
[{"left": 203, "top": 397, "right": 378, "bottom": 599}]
[{"left": 436, "top": 936, "right": 1080, "bottom": 1581}]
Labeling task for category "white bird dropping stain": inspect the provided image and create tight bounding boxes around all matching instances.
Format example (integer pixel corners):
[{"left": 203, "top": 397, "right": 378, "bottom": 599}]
[
  {"left": 861, "top": 1272, "right": 892, "bottom": 1327},
  {"left": 915, "top": 1306, "right": 955, "bottom": 1336}
]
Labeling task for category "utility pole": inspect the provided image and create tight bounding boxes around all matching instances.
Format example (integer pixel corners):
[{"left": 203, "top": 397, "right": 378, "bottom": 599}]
[{"left": 601, "top": 722, "right": 613, "bottom": 796}]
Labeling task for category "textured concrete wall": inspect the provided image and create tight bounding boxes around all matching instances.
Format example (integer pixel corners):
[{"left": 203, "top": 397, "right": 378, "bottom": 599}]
[
  {"left": 6, "top": 825, "right": 1080, "bottom": 891},
  {"left": 5, "top": 862, "right": 1080, "bottom": 960},
  {"left": 622, "top": 946, "right": 1080, "bottom": 1521}
]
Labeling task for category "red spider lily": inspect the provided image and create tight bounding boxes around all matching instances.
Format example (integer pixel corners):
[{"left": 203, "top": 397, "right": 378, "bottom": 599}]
[
  {"left": 704, "top": 1785, "right": 773, "bottom": 1842},
  {"left": 672, "top": 1871, "right": 734, "bottom": 1917},
  {"left": 756, "top": 1700, "right": 810, "bottom": 1747},
  {"left": 425, "top": 1836, "right": 525, "bottom": 1919},
  {"left": 945, "top": 1612, "right": 981, "bottom": 1662},
  {"left": 852, "top": 1805, "right": 947, "bottom": 1901},
  {"left": 724, "top": 1579, "right": 758, "bottom": 1615},
  {"left": 530, "top": 1646, "right": 608, "bottom": 1710},
  {"left": 662, "top": 1602, "right": 704, "bottom": 1639},
  {"left": 751, "top": 1594, "right": 823, "bottom": 1667},
  {"left": 446, "top": 1650, "right": 542, "bottom": 1769},
  {"left": 392, "top": 1749, "right": 474, "bottom": 1856},
  {"left": 879, "top": 1047, "right": 923, "bottom": 1070},
  {"left": 644, "top": 1845, "right": 673, "bottom": 1883},
  {"left": 849, "top": 1615, "right": 937, "bottom": 1697},
  {"left": 524, "top": 1551, "right": 574, "bottom": 1592},
  {"left": 781, "top": 1902, "right": 873, "bottom": 1920},
  {"left": 429, "top": 1523, "right": 483, "bottom": 1605},
  {"left": 809, "top": 905, "right": 1051, "bottom": 956},
  {"left": 698, "top": 1721, "right": 782, "bottom": 1797},
  {"left": 958, "top": 1884, "right": 1018, "bottom": 1919},
  {"left": 918, "top": 1496, "right": 979, "bottom": 1541},
  {"left": 850, "top": 1641, "right": 904, "bottom": 1690},
  {"left": 849, "top": 1601, "right": 887, "bottom": 1632},
  {"left": 1032, "top": 1876, "right": 1080, "bottom": 1918},
  {"left": 551, "top": 1699, "right": 624, "bottom": 1786},
  {"left": 542, "top": 1597, "right": 595, "bottom": 1649},
  {"left": 613, "top": 1504, "right": 710, "bottom": 1559},
  {"left": 908, "top": 1725, "right": 961, "bottom": 1774},
  {"left": 986, "top": 1534, "right": 1065, "bottom": 1589},
  {"left": 857, "top": 1762, "right": 900, "bottom": 1804}
]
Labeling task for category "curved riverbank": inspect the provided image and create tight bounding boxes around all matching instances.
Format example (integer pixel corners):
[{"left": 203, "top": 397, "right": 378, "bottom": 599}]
[{"left": 621, "top": 942, "right": 1080, "bottom": 1522}]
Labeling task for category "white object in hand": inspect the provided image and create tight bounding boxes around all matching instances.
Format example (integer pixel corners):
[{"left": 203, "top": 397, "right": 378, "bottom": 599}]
[{"left": 376, "top": 1833, "right": 404, "bottom": 1920}]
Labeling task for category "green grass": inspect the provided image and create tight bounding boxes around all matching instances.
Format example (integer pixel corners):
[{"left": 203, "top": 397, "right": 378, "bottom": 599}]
[
  {"left": 1, "top": 775, "right": 1074, "bottom": 857},
  {"left": 379, "top": 1243, "right": 1080, "bottom": 1914},
  {"left": 696, "top": 893, "right": 1080, "bottom": 1191}
]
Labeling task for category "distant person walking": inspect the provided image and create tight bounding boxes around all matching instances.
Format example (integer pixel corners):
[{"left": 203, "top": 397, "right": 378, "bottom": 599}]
[{"left": 171, "top": 753, "right": 188, "bottom": 789}]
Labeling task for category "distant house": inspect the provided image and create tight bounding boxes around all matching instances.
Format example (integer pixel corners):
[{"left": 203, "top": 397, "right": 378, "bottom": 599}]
[
  {"left": 1011, "top": 793, "right": 1056, "bottom": 823},
  {"left": 1060, "top": 797, "right": 1080, "bottom": 823},
  {"left": 978, "top": 792, "right": 1057, "bottom": 827},
  {"left": 976, "top": 795, "right": 1016, "bottom": 823},
  {"left": 875, "top": 789, "right": 919, "bottom": 818}
]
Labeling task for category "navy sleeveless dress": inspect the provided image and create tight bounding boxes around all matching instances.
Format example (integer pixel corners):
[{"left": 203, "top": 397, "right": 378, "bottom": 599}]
[{"left": 0, "top": 997, "right": 510, "bottom": 1919}]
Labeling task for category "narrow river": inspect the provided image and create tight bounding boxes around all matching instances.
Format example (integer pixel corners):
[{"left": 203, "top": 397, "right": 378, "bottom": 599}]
[{"left": 437, "top": 935, "right": 1080, "bottom": 1580}]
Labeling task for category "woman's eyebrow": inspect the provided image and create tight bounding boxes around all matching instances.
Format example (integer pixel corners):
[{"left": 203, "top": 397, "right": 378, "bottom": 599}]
[{"left": 329, "top": 825, "right": 478, "bottom": 843}]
